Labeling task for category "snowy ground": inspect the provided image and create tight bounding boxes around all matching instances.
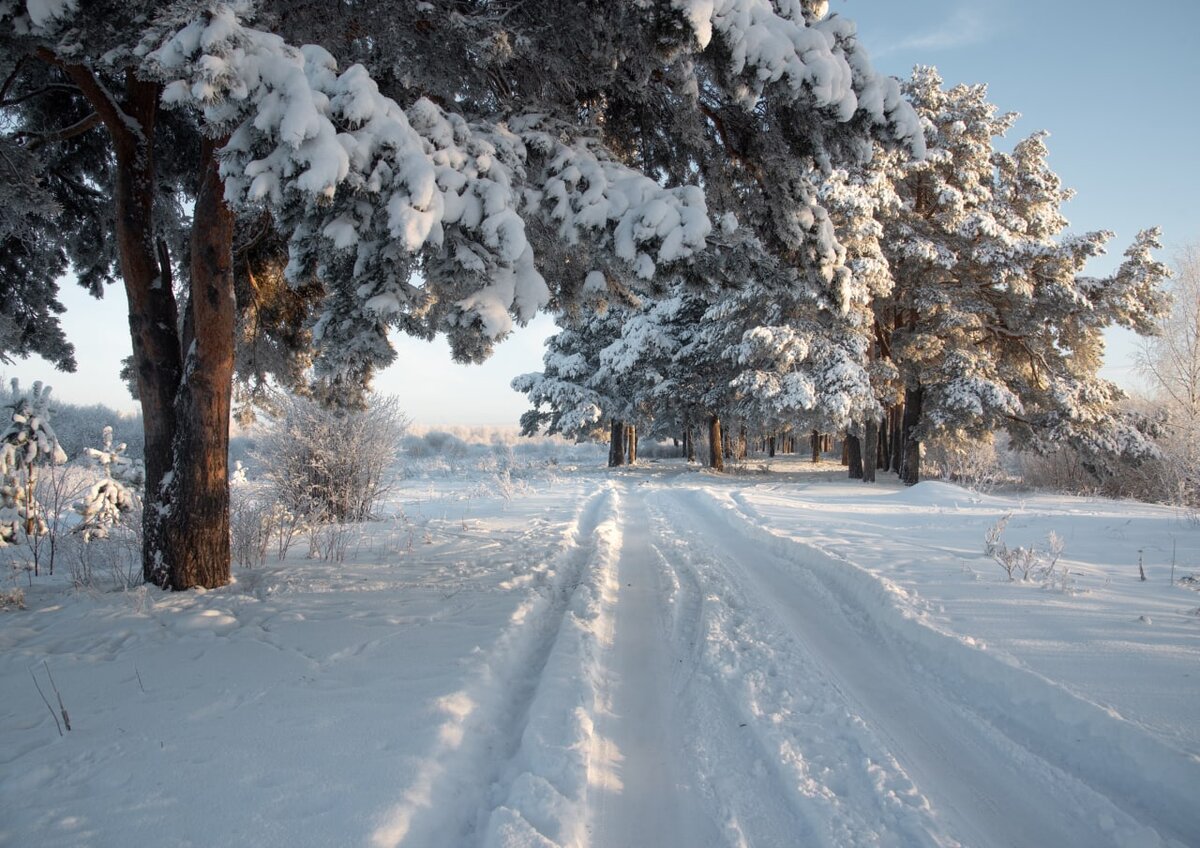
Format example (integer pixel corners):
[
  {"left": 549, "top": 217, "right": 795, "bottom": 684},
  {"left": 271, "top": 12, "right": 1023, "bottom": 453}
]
[{"left": 2, "top": 449, "right": 1198, "bottom": 848}]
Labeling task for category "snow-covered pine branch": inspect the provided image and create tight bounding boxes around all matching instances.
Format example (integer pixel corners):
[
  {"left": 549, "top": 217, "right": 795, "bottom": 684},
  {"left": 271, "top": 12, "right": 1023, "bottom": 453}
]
[
  {"left": 145, "top": 3, "right": 712, "bottom": 380},
  {"left": 670, "top": 0, "right": 925, "bottom": 154}
]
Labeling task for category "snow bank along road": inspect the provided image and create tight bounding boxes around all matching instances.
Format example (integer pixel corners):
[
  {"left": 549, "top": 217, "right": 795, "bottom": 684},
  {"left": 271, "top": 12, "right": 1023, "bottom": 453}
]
[{"left": 3, "top": 462, "right": 1198, "bottom": 847}]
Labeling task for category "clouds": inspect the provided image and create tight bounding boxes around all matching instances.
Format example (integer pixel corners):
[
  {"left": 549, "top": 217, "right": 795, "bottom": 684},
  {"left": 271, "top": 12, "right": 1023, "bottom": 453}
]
[{"left": 868, "top": 2, "right": 998, "bottom": 57}]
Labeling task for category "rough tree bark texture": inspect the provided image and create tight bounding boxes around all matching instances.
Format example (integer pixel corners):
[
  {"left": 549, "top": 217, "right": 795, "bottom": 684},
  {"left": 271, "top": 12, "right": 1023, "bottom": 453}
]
[
  {"left": 901, "top": 385, "right": 924, "bottom": 486},
  {"left": 609, "top": 419, "right": 625, "bottom": 467},
  {"left": 847, "top": 433, "right": 863, "bottom": 479},
  {"left": 811, "top": 430, "right": 820, "bottom": 463},
  {"left": 158, "top": 139, "right": 236, "bottom": 590},
  {"left": 768, "top": 434, "right": 776, "bottom": 458},
  {"left": 863, "top": 418, "right": 878, "bottom": 483},
  {"left": 708, "top": 415, "right": 724, "bottom": 471},
  {"left": 626, "top": 424, "right": 637, "bottom": 464}
]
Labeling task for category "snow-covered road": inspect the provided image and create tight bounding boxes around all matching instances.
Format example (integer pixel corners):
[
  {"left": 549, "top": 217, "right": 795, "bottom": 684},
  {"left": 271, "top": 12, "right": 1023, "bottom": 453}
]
[
  {"left": 3, "top": 459, "right": 1198, "bottom": 847},
  {"left": 466, "top": 474, "right": 1199, "bottom": 847}
]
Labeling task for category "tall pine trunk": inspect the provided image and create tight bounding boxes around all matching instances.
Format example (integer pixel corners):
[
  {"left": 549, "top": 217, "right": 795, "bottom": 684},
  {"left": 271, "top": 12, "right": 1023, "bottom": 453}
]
[
  {"left": 685, "top": 422, "right": 696, "bottom": 462},
  {"left": 83, "top": 72, "right": 233, "bottom": 590},
  {"left": 158, "top": 139, "right": 236, "bottom": 590},
  {"left": 876, "top": 415, "right": 888, "bottom": 472},
  {"left": 890, "top": 405, "right": 904, "bottom": 473},
  {"left": 708, "top": 415, "right": 724, "bottom": 471},
  {"left": 862, "top": 418, "right": 877, "bottom": 483},
  {"left": 626, "top": 424, "right": 637, "bottom": 464},
  {"left": 810, "top": 430, "right": 820, "bottom": 463},
  {"left": 847, "top": 433, "right": 863, "bottom": 479},
  {"left": 608, "top": 419, "right": 625, "bottom": 467},
  {"left": 901, "top": 385, "right": 924, "bottom": 486}
]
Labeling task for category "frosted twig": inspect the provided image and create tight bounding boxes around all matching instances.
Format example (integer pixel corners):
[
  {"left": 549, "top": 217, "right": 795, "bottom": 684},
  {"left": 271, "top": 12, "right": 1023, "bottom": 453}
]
[
  {"left": 29, "top": 664, "right": 62, "bottom": 736},
  {"left": 44, "top": 662, "right": 70, "bottom": 732}
]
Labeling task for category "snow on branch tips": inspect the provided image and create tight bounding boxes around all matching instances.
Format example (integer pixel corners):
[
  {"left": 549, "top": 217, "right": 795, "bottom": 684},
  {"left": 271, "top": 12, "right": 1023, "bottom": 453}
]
[
  {"left": 670, "top": 0, "right": 925, "bottom": 155},
  {"left": 517, "top": 119, "right": 712, "bottom": 280},
  {"left": 145, "top": 4, "right": 712, "bottom": 354}
]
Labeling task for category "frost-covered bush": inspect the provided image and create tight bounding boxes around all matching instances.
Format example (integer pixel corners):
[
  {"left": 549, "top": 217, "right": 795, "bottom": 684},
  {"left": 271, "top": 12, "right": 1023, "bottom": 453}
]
[
  {"left": 256, "top": 393, "right": 408, "bottom": 523},
  {"left": 229, "top": 483, "right": 273, "bottom": 570},
  {"left": 985, "top": 514, "right": 1065, "bottom": 582},
  {"left": 1018, "top": 447, "right": 1100, "bottom": 496},
  {"left": 67, "top": 499, "right": 143, "bottom": 591},
  {"left": 926, "top": 433, "right": 1007, "bottom": 492}
]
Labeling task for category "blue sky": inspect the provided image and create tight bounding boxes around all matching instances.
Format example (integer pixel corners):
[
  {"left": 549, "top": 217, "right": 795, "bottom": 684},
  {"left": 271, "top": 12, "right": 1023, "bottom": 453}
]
[{"left": 14, "top": 0, "right": 1200, "bottom": 425}]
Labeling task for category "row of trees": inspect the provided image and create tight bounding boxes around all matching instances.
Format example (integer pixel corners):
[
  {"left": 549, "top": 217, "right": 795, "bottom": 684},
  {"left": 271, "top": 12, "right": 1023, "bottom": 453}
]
[
  {"left": 515, "top": 67, "right": 1168, "bottom": 485},
  {"left": 1, "top": 0, "right": 931, "bottom": 588},
  {"left": 0, "top": 2, "right": 1169, "bottom": 588}
]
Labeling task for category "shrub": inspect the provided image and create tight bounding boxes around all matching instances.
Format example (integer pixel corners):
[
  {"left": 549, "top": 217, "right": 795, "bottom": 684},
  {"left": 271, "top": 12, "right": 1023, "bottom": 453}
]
[{"left": 255, "top": 393, "right": 408, "bottom": 523}]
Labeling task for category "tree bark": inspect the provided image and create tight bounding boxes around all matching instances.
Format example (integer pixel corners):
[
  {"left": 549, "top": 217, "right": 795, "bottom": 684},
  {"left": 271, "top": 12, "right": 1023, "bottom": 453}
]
[
  {"left": 901, "top": 385, "right": 924, "bottom": 486},
  {"left": 685, "top": 423, "right": 695, "bottom": 462},
  {"left": 44, "top": 61, "right": 185, "bottom": 586},
  {"left": 626, "top": 424, "right": 637, "bottom": 464},
  {"left": 890, "top": 405, "right": 904, "bottom": 473},
  {"left": 863, "top": 418, "right": 878, "bottom": 483},
  {"left": 768, "top": 434, "right": 776, "bottom": 458},
  {"left": 811, "top": 430, "right": 820, "bottom": 463},
  {"left": 158, "top": 138, "right": 237, "bottom": 590},
  {"left": 708, "top": 414, "right": 724, "bottom": 471},
  {"left": 609, "top": 419, "right": 625, "bottom": 467},
  {"left": 847, "top": 433, "right": 863, "bottom": 479}
]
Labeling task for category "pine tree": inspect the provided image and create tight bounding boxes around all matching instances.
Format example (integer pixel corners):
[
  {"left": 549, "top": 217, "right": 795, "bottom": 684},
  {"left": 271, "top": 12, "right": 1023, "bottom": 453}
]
[
  {"left": 0, "top": 379, "right": 66, "bottom": 552},
  {"left": 875, "top": 68, "right": 1168, "bottom": 484}
]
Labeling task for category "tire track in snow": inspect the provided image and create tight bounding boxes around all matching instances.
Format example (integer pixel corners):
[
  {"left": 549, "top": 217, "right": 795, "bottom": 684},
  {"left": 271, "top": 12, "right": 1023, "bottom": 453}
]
[
  {"left": 370, "top": 483, "right": 615, "bottom": 848},
  {"left": 585, "top": 482, "right": 724, "bottom": 848},
  {"left": 669, "top": 486, "right": 1197, "bottom": 848},
  {"left": 646, "top": 488, "right": 951, "bottom": 848}
]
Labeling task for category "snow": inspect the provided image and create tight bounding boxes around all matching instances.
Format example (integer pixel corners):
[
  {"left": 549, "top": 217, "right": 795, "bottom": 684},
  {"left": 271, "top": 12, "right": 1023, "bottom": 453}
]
[{"left": 2, "top": 451, "right": 1198, "bottom": 847}]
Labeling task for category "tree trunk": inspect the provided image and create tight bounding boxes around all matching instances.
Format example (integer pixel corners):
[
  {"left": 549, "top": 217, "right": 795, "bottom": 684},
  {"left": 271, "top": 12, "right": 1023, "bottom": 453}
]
[
  {"left": 841, "top": 437, "right": 850, "bottom": 466},
  {"left": 862, "top": 418, "right": 878, "bottom": 483},
  {"left": 685, "top": 423, "right": 696, "bottom": 462},
  {"left": 708, "top": 414, "right": 724, "bottom": 471},
  {"left": 901, "top": 385, "right": 924, "bottom": 486},
  {"left": 811, "top": 430, "right": 820, "bottom": 463},
  {"left": 626, "top": 424, "right": 637, "bottom": 464},
  {"left": 847, "top": 433, "right": 863, "bottom": 479},
  {"left": 768, "top": 434, "right": 776, "bottom": 458},
  {"left": 890, "top": 405, "right": 904, "bottom": 474},
  {"left": 737, "top": 426, "right": 747, "bottom": 460},
  {"left": 876, "top": 415, "right": 887, "bottom": 471},
  {"left": 47, "top": 63, "right": 185, "bottom": 587},
  {"left": 158, "top": 139, "right": 237, "bottom": 590},
  {"left": 111, "top": 86, "right": 182, "bottom": 585},
  {"left": 609, "top": 419, "right": 625, "bottom": 467}
]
